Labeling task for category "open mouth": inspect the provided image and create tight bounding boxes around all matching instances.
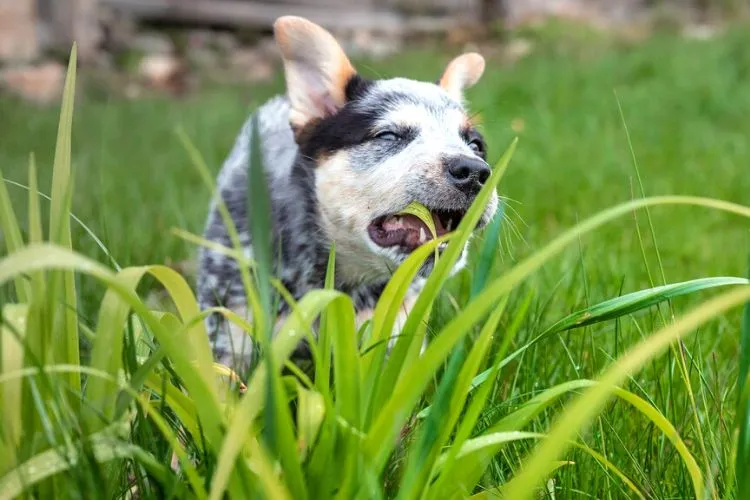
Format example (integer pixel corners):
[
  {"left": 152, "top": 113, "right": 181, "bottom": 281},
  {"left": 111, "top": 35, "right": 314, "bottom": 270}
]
[{"left": 367, "top": 208, "right": 467, "bottom": 253}]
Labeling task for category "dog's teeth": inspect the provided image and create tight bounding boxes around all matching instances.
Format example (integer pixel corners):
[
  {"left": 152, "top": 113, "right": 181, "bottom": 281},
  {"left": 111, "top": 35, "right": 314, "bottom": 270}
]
[
  {"left": 446, "top": 218, "right": 453, "bottom": 231},
  {"left": 419, "top": 227, "right": 426, "bottom": 243}
]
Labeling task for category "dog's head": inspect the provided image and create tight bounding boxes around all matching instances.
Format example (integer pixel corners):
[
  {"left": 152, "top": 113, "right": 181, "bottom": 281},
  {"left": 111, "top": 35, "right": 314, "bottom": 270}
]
[{"left": 274, "top": 16, "right": 498, "bottom": 283}]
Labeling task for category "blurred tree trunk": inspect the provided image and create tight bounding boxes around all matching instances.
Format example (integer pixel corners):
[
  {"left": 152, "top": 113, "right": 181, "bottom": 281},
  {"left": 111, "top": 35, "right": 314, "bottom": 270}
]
[
  {"left": 480, "top": 0, "right": 506, "bottom": 20},
  {"left": 694, "top": 0, "right": 710, "bottom": 21},
  {"left": 479, "top": 0, "right": 506, "bottom": 36},
  {"left": 50, "top": 0, "right": 101, "bottom": 63}
]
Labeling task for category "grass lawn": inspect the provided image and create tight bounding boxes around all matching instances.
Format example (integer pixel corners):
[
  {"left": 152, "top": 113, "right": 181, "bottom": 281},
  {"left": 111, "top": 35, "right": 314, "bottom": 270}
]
[{"left": 1, "top": 20, "right": 750, "bottom": 498}]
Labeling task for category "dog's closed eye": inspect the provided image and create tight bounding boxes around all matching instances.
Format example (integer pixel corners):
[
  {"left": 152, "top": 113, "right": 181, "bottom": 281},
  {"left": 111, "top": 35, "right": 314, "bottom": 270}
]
[
  {"left": 375, "top": 131, "right": 400, "bottom": 142},
  {"left": 371, "top": 126, "right": 418, "bottom": 145}
]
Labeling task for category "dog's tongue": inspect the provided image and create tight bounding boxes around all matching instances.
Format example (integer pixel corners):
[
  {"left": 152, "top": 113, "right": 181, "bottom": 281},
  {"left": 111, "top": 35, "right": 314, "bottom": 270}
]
[
  {"left": 374, "top": 214, "right": 432, "bottom": 249},
  {"left": 369, "top": 208, "right": 456, "bottom": 251},
  {"left": 384, "top": 213, "right": 447, "bottom": 236},
  {"left": 382, "top": 214, "right": 428, "bottom": 233}
]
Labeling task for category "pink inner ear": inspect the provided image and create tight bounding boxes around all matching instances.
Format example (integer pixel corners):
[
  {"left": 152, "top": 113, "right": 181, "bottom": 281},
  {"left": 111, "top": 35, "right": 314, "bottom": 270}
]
[
  {"left": 294, "top": 62, "right": 343, "bottom": 119},
  {"left": 322, "top": 94, "right": 340, "bottom": 116},
  {"left": 304, "top": 90, "right": 339, "bottom": 120}
]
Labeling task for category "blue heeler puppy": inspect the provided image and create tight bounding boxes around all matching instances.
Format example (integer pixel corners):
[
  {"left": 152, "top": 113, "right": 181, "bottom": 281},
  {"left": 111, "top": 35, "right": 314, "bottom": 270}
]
[{"left": 197, "top": 16, "right": 499, "bottom": 377}]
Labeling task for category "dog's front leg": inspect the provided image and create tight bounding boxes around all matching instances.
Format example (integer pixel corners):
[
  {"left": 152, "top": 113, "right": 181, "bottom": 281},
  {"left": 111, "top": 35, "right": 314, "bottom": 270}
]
[
  {"left": 211, "top": 305, "right": 256, "bottom": 377},
  {"left": 215, "top": 305, "right": 319, "bottom": 378}
]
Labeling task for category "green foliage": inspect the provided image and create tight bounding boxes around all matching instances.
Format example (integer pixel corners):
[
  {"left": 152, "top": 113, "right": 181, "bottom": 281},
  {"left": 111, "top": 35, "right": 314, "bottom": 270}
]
[
  {"left": 737, "top": 257, "right": 750, "bottom": 499},
  {"left": 1, "top": 32, "right": 750, "bottom": 499}
]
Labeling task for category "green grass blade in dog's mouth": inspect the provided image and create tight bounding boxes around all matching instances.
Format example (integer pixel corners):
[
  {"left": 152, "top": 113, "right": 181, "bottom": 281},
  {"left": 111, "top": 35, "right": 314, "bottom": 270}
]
[
  {"left": 398, "top": 201, "right": 438, "bottom": 240},
  {"left": 398, "top": 201, "right": 440, "bottom": 261}
]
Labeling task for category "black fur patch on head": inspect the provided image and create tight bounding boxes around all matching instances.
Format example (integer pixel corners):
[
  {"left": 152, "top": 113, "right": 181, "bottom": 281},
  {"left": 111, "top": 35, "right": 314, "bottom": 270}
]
[
  {"left": 297, "top": 105, "right": 381, "bottom": 159},
  {"left": 298, "top": 83, "right": 445, "bottom": 161},
  {"left": 345, "top": 74, "right": 373, "bottom": 101},
  {"left": 294, "top": 75, "right": 379, "bottom": 158}
]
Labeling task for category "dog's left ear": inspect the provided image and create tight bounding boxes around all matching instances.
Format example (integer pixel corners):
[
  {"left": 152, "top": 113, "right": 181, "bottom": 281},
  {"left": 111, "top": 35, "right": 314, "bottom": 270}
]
[
  {"left": 438, "top": 53, "right": 485, "bottom": 102},
  {"left": 274, "top": 16, "right": 357, "bottom": 130}
]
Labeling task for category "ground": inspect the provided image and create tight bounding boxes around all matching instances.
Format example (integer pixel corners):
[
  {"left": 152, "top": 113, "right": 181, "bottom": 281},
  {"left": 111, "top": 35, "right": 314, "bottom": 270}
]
[{"left": 1, "top": 20, "right": 749, "bottom": 496}]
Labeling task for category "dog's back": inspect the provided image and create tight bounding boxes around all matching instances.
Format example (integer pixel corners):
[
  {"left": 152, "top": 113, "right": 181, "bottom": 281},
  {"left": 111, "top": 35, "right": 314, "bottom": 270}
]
[{"left": 196, "top": 96, "right": 298, "bottom": 370}]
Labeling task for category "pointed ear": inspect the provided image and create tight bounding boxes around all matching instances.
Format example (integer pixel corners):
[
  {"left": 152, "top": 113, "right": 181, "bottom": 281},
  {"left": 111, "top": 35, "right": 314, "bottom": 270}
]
[
  {"left": 438, "top": 53, "right": 485, "bottom": 102},
  {"left": 273, "top": 16, "right": 356, "bottom": 130}
]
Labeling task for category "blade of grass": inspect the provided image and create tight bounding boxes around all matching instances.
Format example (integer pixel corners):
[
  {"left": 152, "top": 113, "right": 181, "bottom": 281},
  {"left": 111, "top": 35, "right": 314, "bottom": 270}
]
[
  {"left": 399, "top": 296, "right": 508, "bottom": 500},
  {"left": 445, "top": 431, "right": 643, "bottom": 499},
  {"left": 361, "top": 234, "right": 450, "bottom": 429},
  {"left": 316, "top": 243, "right": 336, "bottom": 394},
  {"left": 736, "top": 254, "right": 750, "bottom": 498},
  {"left": 475, "top": 379, "right": 700, "bottom": 495},
  {"left": 0, "top": 304, "right": 27, "bottom": 470},
  {"left": 371, "top": 139, "right": 518, "bottom": 420},
  {"left": 0, "top": 171, "right": 29, "bottom": 301},
  {"left": 246, "top": 116, "right": 273, "bottom": 331},
  {"left": 306, "top": 406, "right": 339, "bottom": 499},
  {"left": 408, "top": 208, "right": 508, "bottom": 498},
  {"left": 86, "top": 265, "right": 215, "bottom": 432},
  {"left": 0, "top": 421, "right": 132, "bottom": 500},
  {"left": 502, "top": 285, "right": 750, "bottom": 500},
  {"left": 398, "top": 201, "right": 439, "bottom": 262},
  {"left": 176, "top": 128, "right": 263, "bottom": 368},
  {"left": 143, "top": 370, "right": 201, "bottom": 441},
  {"left": 618, "top": 92, "right": 713, "bottom": 498},
  {"left": 329, "top": 291, "right": 362, "bottom": 499},
  {"left": 208, "top": 289, "right": 351, "bottom": 500},
  {"left": 27, "top": 154, "right": 46, "bottom": 297},
  {"left": 427, "top": 291, "right": 533, "bottom": 500},
  {"left": 246, "top": 436, "right": 294, "bottom": 500},
  {"left": 470, "top": 202, "right": 505, "bottom": 298},
  {"left": 4, "top": 178, "right": 122, "bottom": 271},
  {"left": 305, "top": 278, "right": 353, "bottom": 498},
  {"left": 47, "top": 44, "right": 80, "bottom": 399},
  {"left": 405, "top": 207, "right": 509, "bottom": 495},
  {"left": 296, "top": 383, "right": 326, "bottom": 463},
  {"left": 243, "top": 114, "right": 307, "bottom": 499},
  {"left": 542, "top": 277, "right": 749, "bottom": 335}
]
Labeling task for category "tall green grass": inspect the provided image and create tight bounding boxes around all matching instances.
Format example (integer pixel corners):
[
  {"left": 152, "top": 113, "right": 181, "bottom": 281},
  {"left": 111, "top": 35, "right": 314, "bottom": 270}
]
[{"left": 1, "top": 46, "right": 749, "bottom": 499}]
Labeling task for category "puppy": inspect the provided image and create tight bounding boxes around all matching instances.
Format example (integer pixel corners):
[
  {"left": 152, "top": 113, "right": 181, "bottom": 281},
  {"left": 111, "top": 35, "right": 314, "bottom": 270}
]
[{"left": 196, "top": 16, "right": 498, "bottom": 377}]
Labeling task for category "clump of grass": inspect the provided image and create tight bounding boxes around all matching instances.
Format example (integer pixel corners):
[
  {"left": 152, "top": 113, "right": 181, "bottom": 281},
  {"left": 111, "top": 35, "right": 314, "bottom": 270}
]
[{"left": 1, "top": 45, "right": 750, "bottom": 499}]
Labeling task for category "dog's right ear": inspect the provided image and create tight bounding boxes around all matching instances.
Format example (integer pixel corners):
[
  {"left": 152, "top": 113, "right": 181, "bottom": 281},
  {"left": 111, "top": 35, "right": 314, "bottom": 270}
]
[
  {"left": 438, "top": 53, "right": 485, "bottom": 103},
  {"left": 274, "top": 16, "right": 357, "bottom": 131}
]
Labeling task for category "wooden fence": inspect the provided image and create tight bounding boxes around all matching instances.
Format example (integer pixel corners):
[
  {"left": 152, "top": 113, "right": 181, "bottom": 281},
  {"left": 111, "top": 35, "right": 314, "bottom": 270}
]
[
  {"left": 3, "top": 0, "right": 489, "bottom": 64},
  {"left": 10, "top": 0, "right": 735, "bottom": 65},
  {"left": 97, "top": 0, "right": 485, "bottom": 34}
]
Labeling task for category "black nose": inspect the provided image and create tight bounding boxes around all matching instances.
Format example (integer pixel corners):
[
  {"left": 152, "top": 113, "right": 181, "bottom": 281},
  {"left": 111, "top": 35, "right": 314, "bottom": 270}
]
[{"left": 445, "top": 156, "right": 491, "bottom": 195}]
